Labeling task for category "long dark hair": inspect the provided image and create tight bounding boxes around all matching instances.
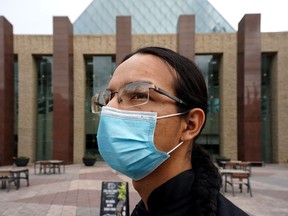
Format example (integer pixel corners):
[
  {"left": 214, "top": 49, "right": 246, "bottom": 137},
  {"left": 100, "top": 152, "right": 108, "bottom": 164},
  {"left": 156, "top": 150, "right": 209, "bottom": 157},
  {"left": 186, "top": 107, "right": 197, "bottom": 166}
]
[{"left": 123, "top": 47, "right": 221, "bottom": 215}]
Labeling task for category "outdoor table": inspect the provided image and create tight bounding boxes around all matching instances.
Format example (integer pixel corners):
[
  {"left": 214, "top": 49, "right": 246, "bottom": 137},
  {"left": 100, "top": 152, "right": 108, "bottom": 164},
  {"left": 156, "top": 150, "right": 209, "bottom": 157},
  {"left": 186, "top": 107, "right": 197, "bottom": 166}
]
[
  {"left": 34, "top": 160, "right": 65, "bottom": 174},
  {"left": 49, "top": 160, "right": 65, "bottom": 174}
]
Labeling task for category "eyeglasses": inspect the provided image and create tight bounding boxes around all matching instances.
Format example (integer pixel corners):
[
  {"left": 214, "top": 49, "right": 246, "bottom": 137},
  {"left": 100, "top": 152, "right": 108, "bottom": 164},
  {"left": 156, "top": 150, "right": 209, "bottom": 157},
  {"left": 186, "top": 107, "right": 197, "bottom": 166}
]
[{"left": 91, "top": 81, "right": 188, "bottom": 113}]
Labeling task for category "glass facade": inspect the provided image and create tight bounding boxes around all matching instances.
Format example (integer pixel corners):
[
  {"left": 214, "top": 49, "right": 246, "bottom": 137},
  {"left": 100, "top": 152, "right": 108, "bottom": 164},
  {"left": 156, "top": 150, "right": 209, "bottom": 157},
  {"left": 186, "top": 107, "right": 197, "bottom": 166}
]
[
  {"left": 195, "top": 55, "right": 221, "bottom": 154},
  {"left": 28, "top": 53, "right": 273, "bottom": 162},
  {"left": 85, "top": 56, "right": 115, "bottom": 156},
  {"left": 36, "top": 56, "right": 53, "bottom": 160},
  {"left": 261, "top": 54, "right": 273, "bottom": 162},
  {"left": 74, "top": 0, "right": 234, "bottom": 34}
]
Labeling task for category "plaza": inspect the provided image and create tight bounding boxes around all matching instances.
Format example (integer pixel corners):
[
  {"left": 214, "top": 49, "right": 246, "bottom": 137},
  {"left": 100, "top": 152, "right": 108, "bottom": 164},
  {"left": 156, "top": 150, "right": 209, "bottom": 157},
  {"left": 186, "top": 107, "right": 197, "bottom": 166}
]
[{"left": 0, "top": 162, "right": 288, "bottom": 216}]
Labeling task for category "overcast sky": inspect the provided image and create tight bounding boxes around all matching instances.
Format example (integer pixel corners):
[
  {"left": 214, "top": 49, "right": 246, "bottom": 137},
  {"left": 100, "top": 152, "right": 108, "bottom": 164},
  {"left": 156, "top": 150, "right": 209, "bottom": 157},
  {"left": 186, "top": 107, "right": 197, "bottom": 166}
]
[{"left": 0, "top": 0, "right": 287, "bottom": 34}]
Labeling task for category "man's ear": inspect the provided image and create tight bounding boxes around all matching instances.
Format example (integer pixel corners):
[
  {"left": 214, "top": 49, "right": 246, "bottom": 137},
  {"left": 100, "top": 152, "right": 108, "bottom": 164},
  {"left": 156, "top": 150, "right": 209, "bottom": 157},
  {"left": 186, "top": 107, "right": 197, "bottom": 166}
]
[{"left": 181, "top": 108, "right": 205, "bottom": 141}]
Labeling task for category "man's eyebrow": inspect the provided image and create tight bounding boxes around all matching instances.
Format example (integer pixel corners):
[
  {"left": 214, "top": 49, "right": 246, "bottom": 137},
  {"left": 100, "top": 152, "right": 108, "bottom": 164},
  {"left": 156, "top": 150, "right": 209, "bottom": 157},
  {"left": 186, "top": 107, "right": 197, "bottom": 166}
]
[{"left": 106, "top": 80, "right": 152, "bottom": 92}]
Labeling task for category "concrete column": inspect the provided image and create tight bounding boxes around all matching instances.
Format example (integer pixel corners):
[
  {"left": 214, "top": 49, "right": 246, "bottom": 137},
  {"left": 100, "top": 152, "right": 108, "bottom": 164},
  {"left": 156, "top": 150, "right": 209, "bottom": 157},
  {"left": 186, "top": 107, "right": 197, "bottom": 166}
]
[
  {"left": 237, "top": 14, "right": 261, "bottom": 161},
  {"left": 177, "top": 15, "right": 195, "bottom": 61},
  {"left": 53, "top": 17, "right": 74, "bottom": 163},
  {"left": 116, "top": 16, "right": 131, "bottom": 66},
  {"left": 0, "top": 16, "right": 14, "bottom": 165}
]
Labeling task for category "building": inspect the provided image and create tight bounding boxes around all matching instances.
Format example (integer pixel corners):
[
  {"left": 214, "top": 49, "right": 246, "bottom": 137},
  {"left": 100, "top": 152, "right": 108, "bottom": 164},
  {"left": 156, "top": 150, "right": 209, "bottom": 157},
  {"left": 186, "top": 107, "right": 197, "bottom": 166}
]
[{"left": 0, "top": 0, "right": 288, "bottom": 165}]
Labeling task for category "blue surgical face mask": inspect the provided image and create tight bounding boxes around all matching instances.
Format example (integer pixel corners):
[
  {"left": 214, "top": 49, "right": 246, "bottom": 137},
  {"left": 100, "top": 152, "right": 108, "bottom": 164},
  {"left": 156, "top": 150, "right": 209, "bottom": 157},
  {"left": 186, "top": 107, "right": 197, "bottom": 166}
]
[{"left": 97, "top": 106, "right": 185, "bottom": 180}]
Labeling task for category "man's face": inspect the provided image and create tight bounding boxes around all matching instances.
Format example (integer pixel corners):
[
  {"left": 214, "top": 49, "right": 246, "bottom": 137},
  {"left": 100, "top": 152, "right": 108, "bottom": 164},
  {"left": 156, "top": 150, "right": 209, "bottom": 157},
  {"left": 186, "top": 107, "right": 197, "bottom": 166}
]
[{"left": 106, "top": 53, "right": 184, "bottom": 153}]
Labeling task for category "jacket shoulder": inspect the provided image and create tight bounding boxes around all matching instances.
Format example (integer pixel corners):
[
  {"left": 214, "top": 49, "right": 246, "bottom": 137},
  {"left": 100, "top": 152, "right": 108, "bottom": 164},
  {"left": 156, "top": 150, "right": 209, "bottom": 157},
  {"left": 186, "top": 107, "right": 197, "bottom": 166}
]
[{"left": 217, "top": 193, "right": 249, "bottom": 216}]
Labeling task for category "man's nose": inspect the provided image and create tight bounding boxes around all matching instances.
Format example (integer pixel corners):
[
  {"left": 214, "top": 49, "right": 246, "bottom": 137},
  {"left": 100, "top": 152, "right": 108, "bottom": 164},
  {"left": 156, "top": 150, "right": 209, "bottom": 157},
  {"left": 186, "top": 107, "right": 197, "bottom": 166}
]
[{"left": 107, "top": 94, "right": 120, "bottom": 109}]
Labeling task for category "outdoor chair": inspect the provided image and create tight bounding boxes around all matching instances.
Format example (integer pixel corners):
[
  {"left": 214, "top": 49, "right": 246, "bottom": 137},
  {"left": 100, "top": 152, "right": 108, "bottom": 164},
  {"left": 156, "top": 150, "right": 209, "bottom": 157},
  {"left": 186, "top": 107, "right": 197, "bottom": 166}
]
[
  {"left": 224, "top": 163, "right": 253, "bottom": 197},
  {"left": 0, "top": 171, "right": 15, "bottom": 192},
  {"left": 239, "top": 161, "right": 252, "bottom": 175}
]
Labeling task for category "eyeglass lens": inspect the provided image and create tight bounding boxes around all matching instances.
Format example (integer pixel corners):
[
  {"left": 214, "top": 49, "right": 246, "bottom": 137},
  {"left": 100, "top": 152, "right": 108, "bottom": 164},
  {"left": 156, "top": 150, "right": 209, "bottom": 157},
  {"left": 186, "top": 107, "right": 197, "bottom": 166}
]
[{"left": 91, "top": 82, "right": 151, "bottom": 113}]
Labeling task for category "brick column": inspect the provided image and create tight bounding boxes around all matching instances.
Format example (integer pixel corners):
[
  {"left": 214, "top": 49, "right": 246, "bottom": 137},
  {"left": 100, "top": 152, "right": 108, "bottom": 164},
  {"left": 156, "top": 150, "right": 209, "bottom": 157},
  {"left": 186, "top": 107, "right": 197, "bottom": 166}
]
[
  {"left": 177, "top": 15, "right": 195, "bottom": 61},
  {"left": 237, "top": 14, "right": 261, "bottom": 161},
  {"left": 0, "top": 17, "right": 14, "bottom": 165},
  {"left": 53, "top": 17, "right": 74, "bottom": 163},
  {"left": 116, "top": 16, "right": 131, "bottom": 66}
]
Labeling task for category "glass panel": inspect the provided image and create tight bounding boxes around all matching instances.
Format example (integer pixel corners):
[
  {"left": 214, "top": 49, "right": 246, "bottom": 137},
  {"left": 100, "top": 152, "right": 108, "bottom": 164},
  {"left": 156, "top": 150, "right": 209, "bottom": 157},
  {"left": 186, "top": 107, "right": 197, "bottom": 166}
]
[
  {"left": 85, "top": 56, "right": 115, "bottom": 158},
  {"left": 73, "top": 0, "right": 235, "bottom": 34},
  {"left": 261, "top": 54, "right": 273, "bottom": 163},
  {"left": 14, "top": 55, "right": 18, "bottom": 156},
  {"left": 195, "top": 55, "right": 221, "bottom": 155},
  {"left": 36, "top": 56, "right": 53, "bottom": 160}
]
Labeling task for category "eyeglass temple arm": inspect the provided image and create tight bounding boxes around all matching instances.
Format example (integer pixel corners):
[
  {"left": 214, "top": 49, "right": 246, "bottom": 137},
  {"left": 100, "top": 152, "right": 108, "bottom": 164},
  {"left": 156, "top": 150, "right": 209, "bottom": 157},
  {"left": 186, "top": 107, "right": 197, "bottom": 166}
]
[
  {"left": 92, "top": 100, "right": 104, "bottom": 108},
  {"left": 153, "top": 86, "right": 188, "bottom": 106},
  {"left": 96, "top": 101, "right": 104, "bottom": 107}
]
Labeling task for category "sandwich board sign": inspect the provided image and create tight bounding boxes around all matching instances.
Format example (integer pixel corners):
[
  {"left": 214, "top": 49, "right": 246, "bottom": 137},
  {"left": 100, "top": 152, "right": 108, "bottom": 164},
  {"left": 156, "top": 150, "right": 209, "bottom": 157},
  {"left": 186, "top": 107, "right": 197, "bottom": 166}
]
[{"left": 100, "top": 181, "right": 129, "bottom": 216}]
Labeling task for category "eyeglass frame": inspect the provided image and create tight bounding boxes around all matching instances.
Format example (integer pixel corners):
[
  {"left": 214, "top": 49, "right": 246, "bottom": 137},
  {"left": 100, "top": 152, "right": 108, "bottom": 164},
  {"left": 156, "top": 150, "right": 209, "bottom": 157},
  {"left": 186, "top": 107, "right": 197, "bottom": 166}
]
[{"left": 91, "top": 81, "right": 188, "bottom": 113}]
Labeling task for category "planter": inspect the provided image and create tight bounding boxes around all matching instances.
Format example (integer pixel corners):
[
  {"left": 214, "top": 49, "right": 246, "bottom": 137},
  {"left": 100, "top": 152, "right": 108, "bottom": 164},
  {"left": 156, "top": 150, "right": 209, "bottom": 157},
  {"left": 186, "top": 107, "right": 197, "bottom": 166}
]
[
  {"left": 14, "top": 158, "right": 30, "bottom": 167},
  {"left": 82, "top": 157, "right": 97, "bottom": 166}
]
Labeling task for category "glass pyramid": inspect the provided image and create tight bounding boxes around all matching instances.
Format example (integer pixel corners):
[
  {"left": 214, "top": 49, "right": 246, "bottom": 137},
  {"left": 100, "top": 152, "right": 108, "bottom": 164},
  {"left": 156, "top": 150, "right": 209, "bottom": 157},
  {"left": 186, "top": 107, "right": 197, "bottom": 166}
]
[{"left": 73, "top": 0, "right": 235, "bottom": 35}]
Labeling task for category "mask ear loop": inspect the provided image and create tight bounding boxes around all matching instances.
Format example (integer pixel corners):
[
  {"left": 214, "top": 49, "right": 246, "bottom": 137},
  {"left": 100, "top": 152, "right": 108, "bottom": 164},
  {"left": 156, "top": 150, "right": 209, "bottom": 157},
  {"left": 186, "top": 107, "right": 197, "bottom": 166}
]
[{"left": 167, "top": 141, "right": 184, "bottom": 155}]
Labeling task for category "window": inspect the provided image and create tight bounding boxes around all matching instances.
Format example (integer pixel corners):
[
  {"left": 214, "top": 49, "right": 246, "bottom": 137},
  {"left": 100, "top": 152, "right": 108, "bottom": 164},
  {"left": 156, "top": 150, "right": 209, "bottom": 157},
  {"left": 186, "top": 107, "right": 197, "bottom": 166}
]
[
  {"left": 85, "top": 55, "right": 115, "bottom": 156},
  {"left": 35, "top": 56, "right": 53, "bottom": 160},
  {"left": 261, "top": 53, "right": 274, "bottom": 163},
  {"left": 195, "top": 55, "right": 221, "bottom": 154}
]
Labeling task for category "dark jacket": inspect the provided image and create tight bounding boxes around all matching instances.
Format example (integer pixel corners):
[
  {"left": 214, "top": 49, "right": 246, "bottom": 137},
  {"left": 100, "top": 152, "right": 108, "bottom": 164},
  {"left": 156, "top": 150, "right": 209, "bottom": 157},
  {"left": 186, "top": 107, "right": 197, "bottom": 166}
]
[{"left": 131, "top": 169, "right": 249, "bottom": 216}]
